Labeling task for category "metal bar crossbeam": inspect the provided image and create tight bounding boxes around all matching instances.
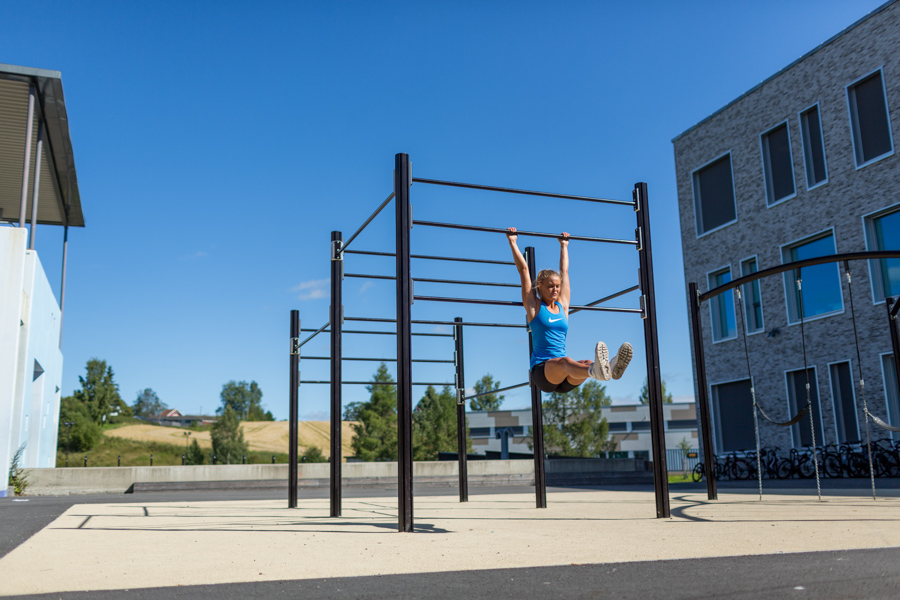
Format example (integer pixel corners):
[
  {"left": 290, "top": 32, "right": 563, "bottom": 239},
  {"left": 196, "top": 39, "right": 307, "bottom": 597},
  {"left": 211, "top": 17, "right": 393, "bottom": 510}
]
[
  {"left": 341, "top": 192, "right": 395, "bottom": 253},
  {"left": 302, "top": 328, "right": 453, "bottom": 337},
  {"left": 569, "top": 285, "right": 641, "bottom": 316},
  {"left": 700, "top": 251, "right": 900, "bottom": 303},
  {"left": 463, "top": 381, "right": 530, "bottom": 401},
  {"left": 299, "top": 356, "right": 454, "bottom": 363},
  {"left": 344, "top": 248, "right": 516, "bottom": 266},
  {"left": 413, "top": 295, "right": 642, "bottom": 314},
  {"left": 346, "top": 273, "right": 395, "bottom": 280},
  {"left": 415, "top": 276, "right": 519, "bottom": 288},
  {"left": 411, "top": 177, "right": 634, "bottom": 207},
  {"left": 300, "top": 380, "right": 454, "bottom": 386},
  {"left": 345, "top": 316, "right": 396, "bottom": 323},
  {"left": 412, "top": 319, "right": 527, "bottom": 329},
  {"left": 413, "top": 220, "right": 638, "bottom": 246}
]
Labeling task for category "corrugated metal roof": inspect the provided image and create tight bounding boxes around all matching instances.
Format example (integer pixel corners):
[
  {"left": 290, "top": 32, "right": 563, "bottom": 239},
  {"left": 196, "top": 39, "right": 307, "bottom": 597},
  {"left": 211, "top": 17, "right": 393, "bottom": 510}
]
[{"left": 0, "top": 63, "right": 84, "bottom": 227}]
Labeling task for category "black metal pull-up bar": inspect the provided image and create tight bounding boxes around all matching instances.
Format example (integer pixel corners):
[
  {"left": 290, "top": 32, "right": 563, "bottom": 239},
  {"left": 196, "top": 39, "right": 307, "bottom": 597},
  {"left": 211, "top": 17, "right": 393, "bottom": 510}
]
[
  {"left": 345, "top": 273, "right": 520, "bottom": 288},
  {"left": 300, "top": 380, "right": 454, "bottom": 386},
  {"left": 413, "top": 219, "right": 638, "bottom": 246},
  {"left": 411, "top": 176, "right": 634, "bottom": 207},
  {"left": 413, "top": 294, "right": 643, "bottom": 314},
  {"left": 301, "top": 327, "right": 454, "bottom": 338},
  {"left": 412, "top": 318, "right": 527, "bottom": 329},
  {"left": 344, "top": 248, "right": 516, "bottom": 266},
  {"left": 301, "top": 356, "right": 455, "bottom": 364}
]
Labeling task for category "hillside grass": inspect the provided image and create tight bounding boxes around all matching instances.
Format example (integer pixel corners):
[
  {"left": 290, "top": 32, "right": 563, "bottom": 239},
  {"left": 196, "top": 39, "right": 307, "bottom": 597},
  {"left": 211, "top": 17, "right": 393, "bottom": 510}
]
[{"left": 56, "top": 434, "right": 293, "bottom": 467}]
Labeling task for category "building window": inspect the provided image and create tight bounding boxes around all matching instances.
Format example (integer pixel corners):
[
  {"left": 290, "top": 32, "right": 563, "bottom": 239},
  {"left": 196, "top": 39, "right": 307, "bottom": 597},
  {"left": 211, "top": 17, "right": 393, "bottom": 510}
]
[
  {"left": 782, "top": 232, "right": 842, "bottom": 323},
  {"left": 692, "top": 154, "right": 737, "bottom": 236},
  {"left": 786, "top": 367, "right": 823, "bottom": 448},
  {"left": 740, "top": 257, "right": 764, "bottom": 333},
  {"left": 607, "top": 422, "right": 627, "bottom": 433},
  {"left": 829, "top": 362, "right": 859, "bottom": 444},
  {"left": 708, "top": 267, "right": 736, "bottom": 341},
  {"left": 883, "top": 354, "right": 900, "bottom": 439},
  {"left": 800, "top": 105, "right": 828, "bottom": 188},
  {"left": 863, "top": 205, "right": 900, "bottom": 302},
  {"left": 711, "top": 379, "right": 755, "bottom": 452},
  {"left": 760, "top": 121, "right": 796, "bottom": 205},
  {"left": 847, "top": 69, "right": 894, "bottom": 167}
]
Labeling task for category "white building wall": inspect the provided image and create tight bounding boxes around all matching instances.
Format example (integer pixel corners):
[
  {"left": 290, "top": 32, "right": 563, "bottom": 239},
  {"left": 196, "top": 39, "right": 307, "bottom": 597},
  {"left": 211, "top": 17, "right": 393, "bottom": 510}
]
[{"left": 0, "top": 227, "right": 63, "bottom": 492}]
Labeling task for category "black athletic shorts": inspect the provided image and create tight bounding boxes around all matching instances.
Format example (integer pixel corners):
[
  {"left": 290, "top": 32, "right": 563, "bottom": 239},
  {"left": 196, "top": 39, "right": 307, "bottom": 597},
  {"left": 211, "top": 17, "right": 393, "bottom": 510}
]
[{"left": 531, "top": 362, "right": 580, "bottom": 394}]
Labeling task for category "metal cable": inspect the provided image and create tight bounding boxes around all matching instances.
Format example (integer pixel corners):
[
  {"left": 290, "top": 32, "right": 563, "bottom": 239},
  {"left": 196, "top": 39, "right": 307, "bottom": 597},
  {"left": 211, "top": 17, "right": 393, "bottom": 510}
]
[
  {"left": 736, "top": 287, "right": 763, "bottom": 501},
  {"left": 843, "top": 261, "right": 877, "bottom": 500},
  {"left": 796, "top": 272, "right": 822, "bottom": 501}
]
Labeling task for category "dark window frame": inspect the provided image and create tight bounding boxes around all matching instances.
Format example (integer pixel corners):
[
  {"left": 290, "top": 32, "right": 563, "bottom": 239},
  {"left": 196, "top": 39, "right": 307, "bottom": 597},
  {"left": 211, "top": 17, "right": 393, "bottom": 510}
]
[
  {"left": 759, "top": 120, "right": 797, "bottom": 206},
  {"left": 846, "top": 67, "right": 895, "bottom": 168},
  {"left": 799, "top": 103, "right": 828, "bottom": 189},
  {"left": 691, "top": 152, "right": 738, "bottom": 237}
]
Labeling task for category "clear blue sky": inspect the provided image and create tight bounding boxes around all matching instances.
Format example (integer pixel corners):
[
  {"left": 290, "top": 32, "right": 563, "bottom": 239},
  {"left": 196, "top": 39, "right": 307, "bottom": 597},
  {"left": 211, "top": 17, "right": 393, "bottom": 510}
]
[{"left": 2, "top": 1, "right": 886, "bottom": 420}]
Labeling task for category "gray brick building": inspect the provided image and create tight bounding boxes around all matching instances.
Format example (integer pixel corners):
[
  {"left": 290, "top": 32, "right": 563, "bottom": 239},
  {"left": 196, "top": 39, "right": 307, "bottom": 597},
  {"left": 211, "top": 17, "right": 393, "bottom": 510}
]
[{"left": 673, "top": 1, "right": 900, "bottom": 453}]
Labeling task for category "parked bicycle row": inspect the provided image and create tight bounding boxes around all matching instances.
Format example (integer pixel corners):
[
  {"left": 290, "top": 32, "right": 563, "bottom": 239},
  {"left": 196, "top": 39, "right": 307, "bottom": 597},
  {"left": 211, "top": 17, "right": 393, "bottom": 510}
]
[{"left": 691, "top": 439, "right": 900, "bottom": 482}]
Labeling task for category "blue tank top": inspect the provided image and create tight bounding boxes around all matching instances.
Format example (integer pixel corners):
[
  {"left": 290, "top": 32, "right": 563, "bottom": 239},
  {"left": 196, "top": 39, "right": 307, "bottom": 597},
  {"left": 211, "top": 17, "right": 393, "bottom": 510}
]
[{"left": 529, "top": 302, "right": 568, "bottom": 369}]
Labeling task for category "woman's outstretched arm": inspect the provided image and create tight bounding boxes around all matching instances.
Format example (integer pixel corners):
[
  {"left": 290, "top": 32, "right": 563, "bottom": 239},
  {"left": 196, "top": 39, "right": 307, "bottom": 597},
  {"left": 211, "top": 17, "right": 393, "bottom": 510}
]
[
  {"left": 507, "top": 227, "right": 538, "bottom": 319},
  {"left": 558, "top": 232, "right": 570, "bottom": 311}
]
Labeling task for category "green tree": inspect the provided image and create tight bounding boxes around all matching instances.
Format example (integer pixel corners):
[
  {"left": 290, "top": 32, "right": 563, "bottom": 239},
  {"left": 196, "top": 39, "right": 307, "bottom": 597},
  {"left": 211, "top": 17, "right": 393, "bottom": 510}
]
[
  {"left": 132, "top": 388, "right": 167, "bottom": 418},
  {"left": 469, "top": 373, "right": 505, "bottom": 411},
  {"left": 210, "top": 405, "right": 248, "bottom": 464},
  {"left": 343, "top": 402, "right": 363, "bottom": 421},
  {"left": 638, "top": 378, "right": 674, "bottom": 404},
  {"left": 72, "top": 358, "right": 130, "bottom": 424},
  {"left": 57, "top": 395, "right": 102, "bottom": 452},
  {"left": 535, "top": 380, "right": 612, "bottom": 457},
  {"left": 350, "top": 364, "right": 398, "bottom": 462},
  {"left": 185, "top": 438, "right": 205, "bottom": 465},
  {"left": 218, "top": 380, "right": 272, "bottom": 420},
  {"left": 413, "top": 385, "right": 472, "bottom": 461}
]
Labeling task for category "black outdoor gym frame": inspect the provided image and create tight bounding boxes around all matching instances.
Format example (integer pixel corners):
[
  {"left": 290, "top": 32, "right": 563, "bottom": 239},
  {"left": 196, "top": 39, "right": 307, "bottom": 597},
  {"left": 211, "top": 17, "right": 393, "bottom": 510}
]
[
  {"left": 688, "top": 251, "right": 900, "bottom": 501},
  {"left": 289, "top": 153, "right": 671, "bottom": 531}
]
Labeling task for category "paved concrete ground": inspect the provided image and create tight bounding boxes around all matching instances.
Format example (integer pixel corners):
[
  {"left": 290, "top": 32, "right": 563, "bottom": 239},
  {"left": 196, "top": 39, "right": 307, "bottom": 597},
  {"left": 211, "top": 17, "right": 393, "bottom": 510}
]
[{"left": 2, "top": 485, "right": 900, "bottom": 599}]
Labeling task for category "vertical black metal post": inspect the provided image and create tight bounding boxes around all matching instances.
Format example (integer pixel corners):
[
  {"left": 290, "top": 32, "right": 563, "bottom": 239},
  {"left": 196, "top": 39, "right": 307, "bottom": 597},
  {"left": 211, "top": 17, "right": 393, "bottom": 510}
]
[
  {"left": 330, "top": 231, "right": 343, "bottom": 517},
  {"left": 395, "top": 153, "right": 414, "bottom": 532},
  {"left": 288, "top": 310, "right": 300, "bottom": 508},
  {"left": 524, "top": 246, "right": 547, "bottom": 508},
  {"left": 688, "top": 282, "right": 717, "bottom": 500},
  {"left": 634, "top": 182, "right": 670, "bottom": 518},
  {"left": 888, "top": 298, "right": 900, "bottom": 413},
  {"left": 454, "top": 317, "right": 469, "bottom": 502}
]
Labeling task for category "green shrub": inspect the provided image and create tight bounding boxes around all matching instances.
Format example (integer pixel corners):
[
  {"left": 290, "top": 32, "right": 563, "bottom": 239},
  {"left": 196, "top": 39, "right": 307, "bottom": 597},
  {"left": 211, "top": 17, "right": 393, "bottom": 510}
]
[
  {"left": 303, "top": 446, "right": 328, "bottom": 463},
  {"left": 58, "top": 396, "right": 102, "bottom": 452},
  {"left": 8, "top": 444, "right": 28, "bottom": 496}
]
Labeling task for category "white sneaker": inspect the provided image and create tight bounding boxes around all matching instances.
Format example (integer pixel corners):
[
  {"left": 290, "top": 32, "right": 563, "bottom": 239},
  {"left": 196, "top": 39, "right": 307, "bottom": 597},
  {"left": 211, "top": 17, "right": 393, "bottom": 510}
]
[
  {"left": 589, "top": 341, "right": 611, "bottom": 381},
  {"left": 610, "top": 342, "right": 633, "bottom": 380}
]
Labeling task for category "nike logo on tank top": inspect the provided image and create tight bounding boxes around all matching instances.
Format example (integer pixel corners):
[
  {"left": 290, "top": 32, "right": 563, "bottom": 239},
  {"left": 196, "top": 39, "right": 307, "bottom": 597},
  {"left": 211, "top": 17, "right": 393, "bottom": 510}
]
[{"left": 529, "top": 302, "right": 568, "bottom": 370}]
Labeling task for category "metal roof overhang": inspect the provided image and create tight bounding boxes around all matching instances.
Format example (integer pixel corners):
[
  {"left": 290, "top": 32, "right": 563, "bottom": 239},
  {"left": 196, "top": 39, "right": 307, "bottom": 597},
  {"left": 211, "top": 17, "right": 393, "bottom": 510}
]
[{"left": 0, "top": 63, "right": 84, "bottom": 228}]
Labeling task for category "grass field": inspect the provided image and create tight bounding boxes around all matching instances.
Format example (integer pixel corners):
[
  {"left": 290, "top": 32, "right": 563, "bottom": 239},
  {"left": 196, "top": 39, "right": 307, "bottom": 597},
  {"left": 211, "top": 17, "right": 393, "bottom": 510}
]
[{"left": 55, "top": 420, "right": 358, "bottom": 467}]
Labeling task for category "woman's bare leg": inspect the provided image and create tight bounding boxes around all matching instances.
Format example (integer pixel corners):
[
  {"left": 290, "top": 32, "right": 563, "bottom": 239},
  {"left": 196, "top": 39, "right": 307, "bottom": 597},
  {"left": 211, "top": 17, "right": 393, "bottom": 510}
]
[{"left": 543, "top": 357, "right": 591, "bottom": 385}]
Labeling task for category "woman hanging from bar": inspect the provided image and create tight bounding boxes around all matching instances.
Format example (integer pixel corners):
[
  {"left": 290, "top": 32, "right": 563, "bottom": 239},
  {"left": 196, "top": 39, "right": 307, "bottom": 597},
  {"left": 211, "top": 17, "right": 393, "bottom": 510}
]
[{"left": 507, "top": 227, "right": 632, "bottom": 393}]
